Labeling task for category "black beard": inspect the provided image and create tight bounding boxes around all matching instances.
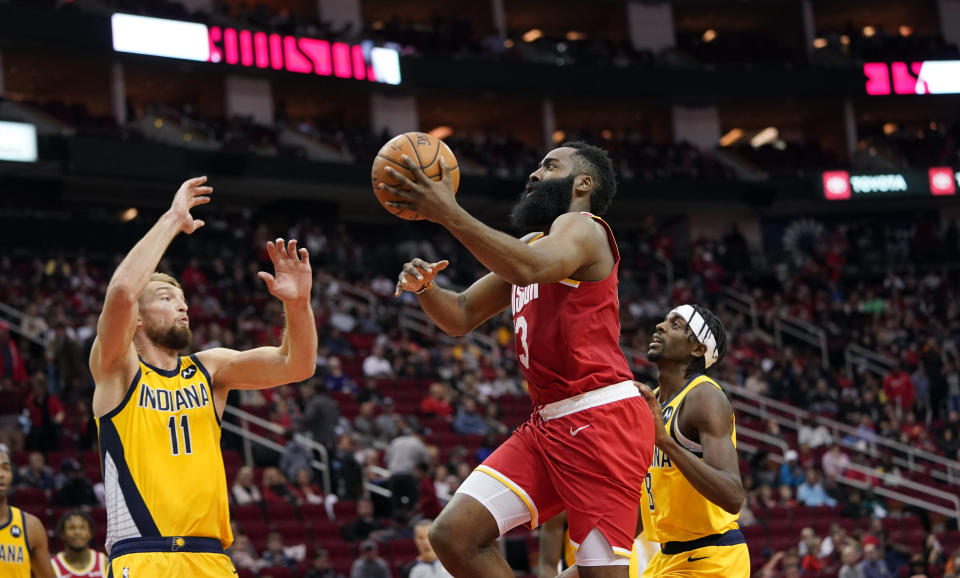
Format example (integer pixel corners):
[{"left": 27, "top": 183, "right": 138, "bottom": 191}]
[
  {"left": 647, "top": 348, "right": 663, "bottom": 363},
  {"left": 146, "top": 323, "right": 192, "bottom": 351},
  {"left": 509, "top": 175, "right": 575, "bottom": 230}
]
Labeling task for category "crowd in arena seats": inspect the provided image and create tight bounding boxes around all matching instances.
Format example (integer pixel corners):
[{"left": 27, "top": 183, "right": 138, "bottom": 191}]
[
  {"left": 3, "top": 204, "right": 960, "bottom": 575},
  {"left": 814, "top": 25, "right": 960, "bottom": 64}
]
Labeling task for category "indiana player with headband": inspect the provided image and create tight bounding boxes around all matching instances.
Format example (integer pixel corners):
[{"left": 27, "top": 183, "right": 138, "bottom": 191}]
[
  {"left": 385, "top": 142, "right": 655, "bottom": 578},
  {"left": 89, "top": 177, "right": 317, "bottom": 577},
  {"left": 561, "top": 305, "right": 749, "bottom": 577}
]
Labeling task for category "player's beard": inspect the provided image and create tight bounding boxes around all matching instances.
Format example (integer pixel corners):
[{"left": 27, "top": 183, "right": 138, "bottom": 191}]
[
  {"left": 509, "top": 175, "right": 575, "bottom": 231},
  {"left": 145, "top": 321, "right": 192, "bottom": 351}
]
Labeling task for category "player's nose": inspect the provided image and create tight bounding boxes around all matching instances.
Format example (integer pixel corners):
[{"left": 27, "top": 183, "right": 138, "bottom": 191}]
[{"left": 528, "top": 170, "right": 541, "bottom": 182}]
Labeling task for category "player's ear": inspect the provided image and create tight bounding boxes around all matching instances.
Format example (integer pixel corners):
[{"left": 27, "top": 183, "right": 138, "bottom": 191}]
[
  {"left": 690, "top": 341, "right": 706, "bottom": 359},
  {"left": 574, "top": 174, "right": 593, "bottom": 194}
]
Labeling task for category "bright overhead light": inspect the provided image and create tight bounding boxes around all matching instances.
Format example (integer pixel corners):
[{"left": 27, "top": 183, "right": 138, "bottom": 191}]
[
  {"left": 552, "top": 130, "right": 566, "bottom": 143},
  {"left": 702, "top": 29, "right": 717, "bottom": 43},
  {"left": 863, "top": 25, "right": 876, "bottom": 37},
  {"left": 523, "top": 29, "right": 543, "bottom": 43},
  {"left": 840, "top": 35, "right": 850, "bottom": 45},
  {"left": 428, "top": 126, "right": 453, "bottom": 139},
  {"left": 601, "top": 129, "right": 613, "bottom": 140},
  {"left": 121, "top": 208, "right": 138, "bottom": 222},
  {"left": 813, "top": 38, "right": 827, "bottom": 49},
  {"left": 750, "top": 127, "right": 779, "bottom": 148},
  {"left": 719, "top": 128, "right": 743, "bottom": 147},
  {"left": 503, "top": 38, "right": 515, "bottom": 48},
  {"left": 883, "top": 123, "right": 898, "bottom": 135},
  {"left": 565, "top": 31, "right": 586, "bottom": 41},
  {"left": 899, "top": 25, "right": 912, "bottom": 37}
]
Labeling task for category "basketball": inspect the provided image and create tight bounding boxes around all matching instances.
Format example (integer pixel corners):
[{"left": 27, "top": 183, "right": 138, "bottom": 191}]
[{"left": 371, "top": 132, "right": 460, "bottom": 220}]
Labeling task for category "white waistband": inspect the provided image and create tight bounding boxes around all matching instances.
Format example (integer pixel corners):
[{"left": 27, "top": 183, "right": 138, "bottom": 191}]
[{"left": 538, "top": 381, "right": 638, "bottom": 420}]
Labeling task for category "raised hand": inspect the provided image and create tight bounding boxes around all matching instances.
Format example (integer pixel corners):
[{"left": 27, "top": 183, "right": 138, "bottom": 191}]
[
  {"left": 167, "top": 176, "right": 212, "bottom": 235},
  {"left": 258, "top": 238, "right": 312, "bottom": 304},
  {"left": 395, "top": 258, "right": 449, "bottom": 297},
  {"left": 379, "top": 156, "right": 459, "bottom": 224}
]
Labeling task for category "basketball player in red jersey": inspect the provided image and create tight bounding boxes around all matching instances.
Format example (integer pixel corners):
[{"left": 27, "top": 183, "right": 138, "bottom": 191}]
[{"left": 384, "top": 142, "right": 655, "bottom": 578}]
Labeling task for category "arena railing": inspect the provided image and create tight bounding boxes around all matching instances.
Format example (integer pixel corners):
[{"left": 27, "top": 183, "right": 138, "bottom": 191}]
[
  {"left": 0, "top": 302, "right": 48, "bottom": 347},
  {"left": 398, "top": 305, "right": 499, "bottom": 359},
  {"left": 838, "top": 462, "right": 960, "bottom": 524},
  {"left": 774, "top": 313, "right": 829, "bottom": 369},
  {"left": 724, "top": 383, "right": 960, "bottom": 487},
  {"left": 315, "top": 271, "right": 378, "bottom": 312},
  {"left": 844, "top": 343, "right": 895, "bottom": 380},
  {"left": 719, "top": 287, "right": 760, "bottom": 333},
  {"left": 221, "top": 404, "right": 331, "bottom": 495}
]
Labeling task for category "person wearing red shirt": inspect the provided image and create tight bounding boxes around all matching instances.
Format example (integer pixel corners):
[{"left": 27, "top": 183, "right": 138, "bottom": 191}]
[
  {"left": 24, "top": 372, "right": 65, "bottom": 452},
  {"left": 883, "top": 363, "right": 916, "bottom": 411},
  {"left": 0, "top": 322, "right": 27, "bottom": 385},
  {"left": 420, "top": 382, "right": 454, "bottom": 418}
]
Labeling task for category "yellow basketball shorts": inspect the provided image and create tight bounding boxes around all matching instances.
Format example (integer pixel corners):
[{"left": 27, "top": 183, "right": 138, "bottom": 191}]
[
  {"left": 106, "top": 537, "right": 237, "bottom": 578},
  {"left": 641, "top": 530, "right": 750, "bottom": 577}
]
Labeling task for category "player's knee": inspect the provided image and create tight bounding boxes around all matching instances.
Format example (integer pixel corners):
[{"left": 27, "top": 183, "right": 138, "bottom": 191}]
[{"left": 428, "top": 514, "right": 460, "bottom": 556}]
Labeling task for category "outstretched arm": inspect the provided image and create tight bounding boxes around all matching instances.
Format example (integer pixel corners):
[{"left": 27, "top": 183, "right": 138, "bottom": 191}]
[
  {"left": 198, "top": 239, "right": 317, "bottom": 392},
  {"left": 90, "top": 177, "right": 212, "bottom": 416},
  {"left": 381, "top": 158, "right": 607, "bottom": 286},
  {"left": 638, "top": 384, "right": 745, "bottom": 515}
]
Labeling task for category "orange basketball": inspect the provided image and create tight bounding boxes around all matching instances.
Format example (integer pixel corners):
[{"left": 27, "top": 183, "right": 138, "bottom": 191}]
[{"left": 371, "top": 132, "right": 460, "bottom": 221}]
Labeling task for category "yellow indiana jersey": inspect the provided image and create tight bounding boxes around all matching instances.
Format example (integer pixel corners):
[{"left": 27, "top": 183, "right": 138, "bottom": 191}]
[
  {"left": 639, "top": 374, "right": 740, "bottom": 543},
  {"left": 0, "top": 506, "right": 30, "bottom": 577},
  {"left": 96, "top": 355, "right": 232, "bottom": 554}
]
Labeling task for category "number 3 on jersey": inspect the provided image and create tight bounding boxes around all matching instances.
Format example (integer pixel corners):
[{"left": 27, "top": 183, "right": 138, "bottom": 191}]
[
  {"left": 515, "top": 315, "right": 530, "bottom": 368},
  {"left": 168, "top": 414, "right": 193, "bottom": 456}
]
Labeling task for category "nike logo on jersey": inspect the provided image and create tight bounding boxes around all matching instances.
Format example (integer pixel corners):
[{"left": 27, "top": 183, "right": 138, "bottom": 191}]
[
  {"left": 687, "top": 556, "right": 709, "bottom": 562},
  {"left": 569, "top": 425, "right": 591, "bottom": 436}
]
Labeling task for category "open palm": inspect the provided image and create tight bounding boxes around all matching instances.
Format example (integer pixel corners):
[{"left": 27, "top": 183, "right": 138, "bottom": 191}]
[{"left": 258, "top": 238, "right": 312, "bottom": 303}]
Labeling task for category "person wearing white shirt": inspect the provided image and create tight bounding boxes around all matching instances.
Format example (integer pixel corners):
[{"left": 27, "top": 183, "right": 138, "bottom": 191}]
[{"left": 408, "top": 519, "right": 453, "bottom": 578}]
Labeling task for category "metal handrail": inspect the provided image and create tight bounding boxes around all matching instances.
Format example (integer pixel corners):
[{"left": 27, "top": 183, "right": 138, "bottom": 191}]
[
  {"left": 315, "top": 272, "right": 378, "bottom": 311},
  {"left": 0, "top": 302, "right": 48, "bottom": 346},
  {"left": 222, "top": 405, "right": 331, "bottom": 495},
  {"left": 844, "top": 343, "right": 895, "bottom": 379},
  {"left": 774, "top": 314, "right": 829, "bottom": 369},
  {"left": 719, "top": 287, "right": 759, "bottom": 332},
  {"left": 363, "top": 464, "right": 393, "bottom": 498},
  {"left": 725, "top": 382, "right": 960, "bottom": 484},
  {"left": 737, "top": 425, "right": 789, "bottom": 453}
]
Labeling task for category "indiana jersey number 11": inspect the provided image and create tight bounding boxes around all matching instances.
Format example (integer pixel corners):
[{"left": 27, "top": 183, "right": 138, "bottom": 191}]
[{"left": 168, "top": 415, "right": 193, "bottom": 455}]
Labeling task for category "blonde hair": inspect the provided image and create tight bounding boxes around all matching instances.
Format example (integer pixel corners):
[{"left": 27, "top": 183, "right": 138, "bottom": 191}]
[{"left": 150, "top": 272, "right": 181, "bottom": 289}]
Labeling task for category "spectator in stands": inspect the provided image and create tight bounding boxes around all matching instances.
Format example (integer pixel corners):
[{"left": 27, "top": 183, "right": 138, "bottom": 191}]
[
  {"left": 323, "top": 356, "right": 357, "bottom": 395},
  {"left": 475, "top": 432, "right": 499, "bottom": 463},
  {"left": 231, "top": 466, "right": 262, "bottom": 505},
  {"left": 797, "top": 468, "right": 837, "bottom": 507},
  {"left": 343, "top": 498, "right": 378, "bottom": 542},
  {"left": 228, "top": 534, "right": 268, "bottom": 574},
  {"left": 385, "top": 427, "right": 430, "bottom": 477},
  {"left": 55, "top": 458, "right": 98, "bottom": 508},
  {"left": 279, "top": 429, "right": 312, "bottom": 483},
  {"left": 373, "top": 398, "right": 402, "bottom": 442},
  {"left": 415, "top": 462, "right": 442, "bottom": 519},
  {"left": 0, "top": 322, "right": 27, "bottom": 385},
  {"left": 261, "top": 530, "right": 300, "bottom": 570},
  {"left": 294, "top": 468, "right": 324, "bottom": 504},
  {"left": 262, "top": 467, "right": 302, "bottom": 505},
  {"left": 353, "top": 401, "right": 377, "bottom": 444},
  {"left": 822, "top": 445, "right": 850, "bottom": 484},
  {"left": 303, "top": 548, "right": 340, "bottom": 578},
  {"left": 332, "top": 434, "right": 363, "bottom": 500},
  {"left": 800, "top": 529, "right": 825, "bottom": 575},
  {"left": 350, "top": 540, "right": 390, "bottom": 578},
  {"left": 838, "top": 546, "right": 863, "bottom": 578},
  {"left": 451, "top": 397, "right": 487, "bottom": 435},
  {"left": 23, "top": 371, "right": 65, "bottom": 452},
  {"left": 409, "top": 518, "right": 452, "bottom": 578},
  {"left": 302, "top": 381, "right": 339, "bottom": 451},
  {"left": 362, "top": 345, "right": 393, "bottom": 378},
  {"left": 18, "top": 451, "right": 55, "bottom": 490},
  {"left": 433, "top": 464, "right": 454, "bottom": 505},
  {"left": 779, "top": 449, "right": 805, "bottom": 488},
  {"left": 858, "top": 537, "right": 892, "bottom": 577},
  {"left": 482, "top": 403, "right": 508, "bottom": 436},
  {"left": 883, "top": 362, "right": 916, "bottom": 413},
  {"left": 945, "top": 548, "right": 960, "bottom": 578},
  {"left": 913, "top": 363, "right": 932, "bottom": 417},
  {"left": 420, "top": 382, "right": 454, "bottom": 418},
  {"left": 947, "top": 362, "right": 960, "bottom": 414},
  {"left": 324, "top": 328, "right": 353, "bottom": 356}
]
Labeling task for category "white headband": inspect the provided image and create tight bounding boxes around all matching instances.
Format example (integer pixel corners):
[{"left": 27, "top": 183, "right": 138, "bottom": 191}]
[{"left": 669, "top": 304, "right": 719, "bottom": 369}]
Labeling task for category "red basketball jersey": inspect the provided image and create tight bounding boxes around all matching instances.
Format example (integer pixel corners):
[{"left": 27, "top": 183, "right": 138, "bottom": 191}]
[
  {"left": 511, "top": 213, "right": 634, "bottom": 407},
  {"left": 51, "top": 550, "right": 107, "bottom": 578}
]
